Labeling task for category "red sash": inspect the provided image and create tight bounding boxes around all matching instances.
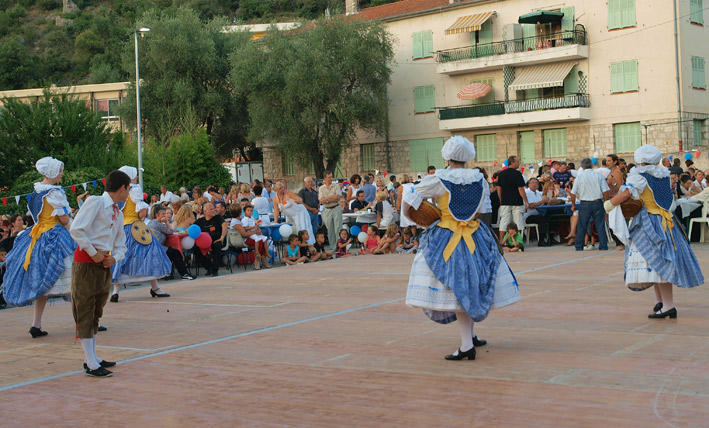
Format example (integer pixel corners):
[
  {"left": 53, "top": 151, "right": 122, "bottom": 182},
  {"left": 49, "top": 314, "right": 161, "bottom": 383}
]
[{"left": 74, "top": 248, "right": 104, "bottom": 264}]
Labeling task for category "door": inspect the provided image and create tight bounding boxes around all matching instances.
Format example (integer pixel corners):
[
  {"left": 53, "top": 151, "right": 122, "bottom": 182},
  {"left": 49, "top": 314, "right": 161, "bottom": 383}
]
[
  {"left": 250, "top": 162, "right": 264, "bottom": 182},
  {"left": 519, "top": 131, "right": 535, "bottom": 164},
  {"left": 237, "top": 163, "right": 251, "bottom": 183}
]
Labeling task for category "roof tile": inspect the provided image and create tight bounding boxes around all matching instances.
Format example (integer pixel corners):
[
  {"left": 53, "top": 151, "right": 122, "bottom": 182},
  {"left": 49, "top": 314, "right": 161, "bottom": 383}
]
[{"left": 354, "top": 0, "right": 453, "bottom": 21}]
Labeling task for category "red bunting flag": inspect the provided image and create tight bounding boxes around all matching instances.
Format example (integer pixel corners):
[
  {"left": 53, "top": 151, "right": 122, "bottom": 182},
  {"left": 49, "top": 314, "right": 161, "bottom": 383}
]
[
  {"left": 520, "top": 167, "right": 525, "bottom": 172},
  {"left": 71, "top": 185, "right": 76, "bottom": 194},
  {"left": 1, "top": 197, "right": 6, "bottom": 207},
  {"left": 101, "top": 178, "right": 107, "bottom": 186},
  {"left": 548, "top": 159, "right": 553, "bottom": 164},
  {"left": 697, "top": 151, "right": 702, "bottom": 156},
  {"left": 493, "top": 161, "right": 498, "bottom": 167}
]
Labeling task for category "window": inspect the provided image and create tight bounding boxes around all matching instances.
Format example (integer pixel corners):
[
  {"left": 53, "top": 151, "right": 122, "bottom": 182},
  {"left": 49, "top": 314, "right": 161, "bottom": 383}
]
[
  {"left": 475, "top": 134, "right": 497, "bottom": 162},
  {"left": 283, "top": 153, "right": 295, "bottom": 176},
  {"left": 692, "top": 56, "right": 706, "bottom": 89},
  {"left": 610, "top": 60, "right": 638, "bottom": 93},
  {"left": 694, "top": 119, "right": 705, "bottom": 146},
  {"left": 519, "top": 131, "right": 535, "bottom": 164},
  {"left": 412, "top": 30, "right": 433, "bottom": 59},
  {"left": 409, "top": 138, "right": 445, "bottom": 172},
  {"left": 543, "top": 128, "right": 567, "bottom": 158},
  {"left": 96, "top": 99, "right": 119, "bottom": 122},
  {"left": 470, "top": 78, "right": 494, "bottom": 105},
  {"left": 608, "top": 0, "right": 635, "bottom": 30},
  {"left": 691, "top": 0, "right": 704, "bottom": 25},
  {"left": 360, "top": 143, "right": 375, "bottom": 171},
  {"left": 414, "top": 85, "right": 435, "bottom": 113},
  {"left": 614, "top": 122, "right": 642, "bottom": 153}
]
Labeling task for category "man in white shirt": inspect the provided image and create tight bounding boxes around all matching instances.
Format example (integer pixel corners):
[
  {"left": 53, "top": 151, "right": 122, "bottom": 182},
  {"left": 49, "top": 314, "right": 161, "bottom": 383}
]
[
  {"left": 70, "top": 170, "right": 130, "bottom": 377},
  {"left": 595, "top": 159, "right": 611, "bottom": 179},
  {"left": 158, "top": 185, "right": 174, "bottom": 204},
  {"left": 570, "top": 158, "right": 610, "bottom": 252},
  {"left": 261, "top": 181, "right": 276, "bottom": 213},
  {"left": 524, "top": 178, "right": 551, "bottom": 246}
]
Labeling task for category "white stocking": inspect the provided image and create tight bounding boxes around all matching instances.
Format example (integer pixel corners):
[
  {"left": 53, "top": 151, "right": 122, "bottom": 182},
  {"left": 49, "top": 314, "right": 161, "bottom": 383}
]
[
  {"left": 456, "top": 311, "right": 474, "bottom": 352},
  {"left": 93, "top": 334, "right": 102, "bottom": 364},
  {"left": 81, "top": 338, "right": 100, "bottom": 370}
]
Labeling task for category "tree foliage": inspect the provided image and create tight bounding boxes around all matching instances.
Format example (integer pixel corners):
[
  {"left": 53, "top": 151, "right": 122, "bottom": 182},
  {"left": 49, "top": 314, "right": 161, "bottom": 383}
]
[
  {"left": 0, "top": 91, "right": 125, "bottom": 187},
  {"left": 231, "top": 15, "right": 393, "bottom": 177}
]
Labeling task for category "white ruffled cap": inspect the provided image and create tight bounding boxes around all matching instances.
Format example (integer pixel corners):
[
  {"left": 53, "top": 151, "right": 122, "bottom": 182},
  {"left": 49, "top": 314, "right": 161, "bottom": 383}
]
[
  {"left": 119, "top": 165, "right": 138, "bottom": 180},
  {"left": 634, "top": 145, "right": 662, "bottom": 165},
  {"left": 441, "top": 135, "right": 476, "bottom": 162},
  {"left": 35, "top": 157, "right": 64, "bottom": 179}
]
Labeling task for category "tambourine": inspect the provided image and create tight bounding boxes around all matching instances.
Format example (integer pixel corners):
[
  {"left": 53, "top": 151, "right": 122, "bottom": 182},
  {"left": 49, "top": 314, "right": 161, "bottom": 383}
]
[
  {"left": 131, "top": 221, "right": 153, "bottom": 245},
  {"left": 620, "top": 198, "right": 643, "bottom": 219},
  {"left": 407, "top": 200, "right": 442, "bottom": 227}
]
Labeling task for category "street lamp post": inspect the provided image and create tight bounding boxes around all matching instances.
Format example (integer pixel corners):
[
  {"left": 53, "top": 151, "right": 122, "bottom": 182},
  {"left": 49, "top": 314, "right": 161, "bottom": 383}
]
[{"left": 134, "top": 26, "right": 150, "bottom": 188}]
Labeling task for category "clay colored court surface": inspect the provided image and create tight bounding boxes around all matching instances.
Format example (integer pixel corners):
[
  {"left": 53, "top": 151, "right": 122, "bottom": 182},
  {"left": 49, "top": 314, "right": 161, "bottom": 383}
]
[{"left": 1, "top": 246, "right": 709, "bottom": 427}]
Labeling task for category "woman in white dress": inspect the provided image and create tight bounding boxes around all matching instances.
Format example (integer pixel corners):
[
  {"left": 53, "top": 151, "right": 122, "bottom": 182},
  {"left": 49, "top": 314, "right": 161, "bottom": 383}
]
[
  {"left": 346, "top": 174, "right": 362, "bottom": 209},
  {"left": 396, "top": 174, "right": 417, "bottom": 236},
  {"left": 272, "top": 181, "right": 315, "bottom": 245}
]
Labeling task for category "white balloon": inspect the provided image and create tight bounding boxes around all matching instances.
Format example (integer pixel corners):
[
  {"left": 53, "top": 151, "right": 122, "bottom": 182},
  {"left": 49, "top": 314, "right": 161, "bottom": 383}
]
[
  {"left": 279, "top": 224, "right": 293, "bottom": 241},
  {"left": 358, "top": 231, "right": 368, "bottom": 244},
  {"left": 593, "top": 151, "right": 599, "bottom": 158},
  {"left": 181, "top": 236, "right": 195, "bottom": 250}
]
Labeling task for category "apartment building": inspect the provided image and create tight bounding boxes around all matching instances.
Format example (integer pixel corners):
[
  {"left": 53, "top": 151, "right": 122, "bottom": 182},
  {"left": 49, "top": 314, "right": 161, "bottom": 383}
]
[
  {"left": 266, "top": 0, "right": 708, "bottom": 182},
  {"left": 0, "top": 82, "right": 131, "bottom": 133}
]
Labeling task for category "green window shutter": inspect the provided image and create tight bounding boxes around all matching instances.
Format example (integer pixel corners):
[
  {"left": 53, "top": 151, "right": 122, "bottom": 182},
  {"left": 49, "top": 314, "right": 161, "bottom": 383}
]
[
  {"left": 621, "top": 0, "right": 636, "bottom": 28},
  {"left": 422, "top": 30, "right": 433, "bottom": 58},
  {"left": 409, "top": 138, "right": 444, "bottom": 171},
  {"left": 523, "top": 24, "right": 536, "bottom": 50},
  {"left": 412, "top": 32, "right": 423, "bottom": 59},
  {"left": 519, "top": 131, "right": 535, "bottom": 164},
  {"left": 564, "top": 66, "right": 579, "bottom": 95},
  {"left": 691, "top": 0, "right": 704, "bottom": 24},
  {"left": 692, "top": 56, "right": 706, "bottom": 89},
  {"left": 414, "top": 86, "right": 425, "bottom": 113},
  {"left": 561, "top": 6, "right": 575, "bottom": 37},
  {"left": 614, "top": 122, "right": 641, "bottom": 153},
  {"left": 543, "top": 129, "right": 567, "bottom": 158},
  {"left": 283, "top": 153, "right": 295, "bottom": 176},
  {"left": 470, "top": 77, "right": 494, "bottom": 105},
  {"left": 623, "top": 60, "right": 638, "bottom": 91},
  {"left": 694, "top": 120, "right": 704, "bottom": 146},
  {"left": 479, "top": 20, "right": 493, "bottom": 44},
  {"left": 361, "top": 144, "right": 375, "bottom": 171},
  {"left": 476, "top": 134, "right": 497, "bottom": 162},
  {"left": 609, "top": 0, "right": 618, "bottom": 29},
  {"left": 424, "top": 85, "right": 435, "bottom": 112},
  {"left": 610, "top": 62, "right": 624, "bottom": 93}
]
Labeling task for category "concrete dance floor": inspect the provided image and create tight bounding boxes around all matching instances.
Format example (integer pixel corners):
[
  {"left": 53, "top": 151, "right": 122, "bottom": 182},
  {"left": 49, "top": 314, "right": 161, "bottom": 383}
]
[{"left": 1, "top": 245, "right": 709, "bottom": 427}]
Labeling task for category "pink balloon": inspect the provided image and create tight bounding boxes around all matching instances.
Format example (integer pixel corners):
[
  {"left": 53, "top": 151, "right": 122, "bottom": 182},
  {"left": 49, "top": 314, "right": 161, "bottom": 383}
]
[{"left": 195, "top": 232, "right": 212, "bottom": 250}]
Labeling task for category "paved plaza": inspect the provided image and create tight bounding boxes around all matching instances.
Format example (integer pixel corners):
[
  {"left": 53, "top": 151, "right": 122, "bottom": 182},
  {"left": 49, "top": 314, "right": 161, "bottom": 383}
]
[{"left": 1, "top": 245, "right": 709, "bottom": 427}]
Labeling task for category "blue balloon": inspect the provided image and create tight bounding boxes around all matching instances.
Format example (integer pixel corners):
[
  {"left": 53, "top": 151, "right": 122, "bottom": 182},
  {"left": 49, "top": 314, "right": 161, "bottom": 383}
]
[
  {"left": 187, "top": 224, "right": 201, "bottom": 239},
  {"left": 685, "top": 152, "right": 692, "bottom": 160},
  {"left": 253, "top": 208, "right": 259, "bottom": 220},
  {"left": 350, "top": 225, "right": 361, "bottom": 237},
  {"left": 271, "top": 228, "right": 282, "bottom": 242},
  {"left": 591, "top": 157, "right": 597, "bottom": 165},
  {"left": 503, "top": 159, "right": 509, "bottom": 166},
  {"left": 669, "top": 155, "right": 674, "bottom": 162}
]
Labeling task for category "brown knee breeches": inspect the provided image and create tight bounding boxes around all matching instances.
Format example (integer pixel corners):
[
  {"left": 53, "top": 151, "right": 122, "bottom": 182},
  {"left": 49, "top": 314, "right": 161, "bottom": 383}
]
[{"left": 71, "top": 262, "right": 111, "bottom": 339}]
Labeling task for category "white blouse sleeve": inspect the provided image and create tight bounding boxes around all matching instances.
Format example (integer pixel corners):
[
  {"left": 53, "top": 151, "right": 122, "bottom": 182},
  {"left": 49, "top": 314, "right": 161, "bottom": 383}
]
[
  {"left": 46, "top": 189, "right": 71, "bottom": 217},
  {"left": 624, "top": 174, "right": 647, "bottom": 199},
  {"left": 129, "top": 185, "right": 144, "bottom": 211}
]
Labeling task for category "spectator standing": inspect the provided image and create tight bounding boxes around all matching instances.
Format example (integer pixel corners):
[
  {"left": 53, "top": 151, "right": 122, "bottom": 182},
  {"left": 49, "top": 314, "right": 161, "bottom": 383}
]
[
  {"left": 596, "top": 159, "right": 611, "bottom": 179},
  {"left": 346, "top": 174, "right": 362, "bottom": 207},
  {"left": 252, "top": 180, "right": 263, "bottom": 197},
  {"left": 361, "top": 175, "right": 377, "bottom": 204},
  {"left": 261, "top": 181, "right": 276, "bottom": 213},
  {"left": 158, "top": 185, "right": 174, "bottom": 204},
  {"left": 606, "top": 154, "right": 624, "bottom": 197},
  {"left": 496, "top": 156, "right": 529, "bottom": 242},
  {"left": 427, "top": 165, "right": 436, "bottom": 176},
  {"left": 670, "top": 158, "right": 683, "bottom": 175},
  {"left": 298, "top": 177, "right": 321, "bottom": 236},
  {"left": 318, "top": 171, "right": 342, "bottom": 252},
  {"left": 570, "top": 158, "right": 610, "bottom": 251},
  {"left": 194, "top": 203, "right": 227, "bottom": 276}
]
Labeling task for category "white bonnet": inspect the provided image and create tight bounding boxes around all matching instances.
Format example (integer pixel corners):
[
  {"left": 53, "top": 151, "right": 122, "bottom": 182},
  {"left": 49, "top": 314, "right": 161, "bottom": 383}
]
[
  {"left": 35, "top": 157, "right": 64, "bottom": 179},
  {"left": 634, "top": 145, "right": 662, "bottom": 165},
  {"left": 441, "top": 136, "right": 476, "bottom": 163},
  {"left": 119, "top": 165, "right": 138, "bottom": 180}
]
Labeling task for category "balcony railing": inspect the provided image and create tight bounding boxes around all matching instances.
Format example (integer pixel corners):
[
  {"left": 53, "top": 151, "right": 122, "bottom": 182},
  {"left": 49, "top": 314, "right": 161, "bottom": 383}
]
[
  {"left": 435, "top": 29, "right": 587, "bottom": 64},
  {"left": 438, "top": 94, "right": 589, "bottom": 120}
]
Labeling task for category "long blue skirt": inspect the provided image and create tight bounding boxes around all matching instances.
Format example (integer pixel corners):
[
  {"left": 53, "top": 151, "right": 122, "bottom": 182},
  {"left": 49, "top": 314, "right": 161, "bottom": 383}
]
[{"left": 111, "top": 224, "right": 172, "bottom": 284}]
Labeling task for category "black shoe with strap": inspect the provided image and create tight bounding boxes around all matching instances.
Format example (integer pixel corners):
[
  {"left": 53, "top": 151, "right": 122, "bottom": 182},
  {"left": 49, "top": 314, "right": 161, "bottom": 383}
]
[
  {"left": 85, "top": 366, "right": 113, "bottom": 377},
  {"left": 84, "top": 360, "right": 116, "bottom": 370},
  {"left": 445, "top": 347, "right": 476, "bottom": 361},
  {"left": 473, "top": 335, "right": 487, "bottom": 347},
  {"left": 29, "top": 326, "right": 48, "bottom": 338},
  {"left": 648, "top": 307, "right": 677, "bottom": 319},
  {"left": 110, "top": 293, "right": 119, "bottom": 303},
  {"left": 652, "top": 302, "right": 663, "bottom": 313}
]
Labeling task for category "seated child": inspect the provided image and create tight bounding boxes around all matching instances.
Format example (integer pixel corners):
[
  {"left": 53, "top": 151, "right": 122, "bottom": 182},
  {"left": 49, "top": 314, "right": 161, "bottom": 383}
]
[
  {"left": 312, "top": 231, "right": 333, "bottom": 261},
  {"left": 396, "top": 226, "right": 418, "bottom": 254},
  {"left": 501, "top": 222, "right": 524, "bottom": 252},
  {"left": 335, "top": 228, "right": 355, "bottom": 258},
  {"left": 374, "top": 224, "right": 399, "bottom": 254},
  {"left": 375, "top": 190, "right": 394, "bottom": 231},
  {"left": 241, "top": 205, "right": 268, "bottom": 243},
  {"left": 282, "top": 234, "right": 307, "bottom": 265},
  {"left": 298, "top": 230, "right": 317, "bottom": 262},
  {"left": 359, "top": 225, "right": 380, "bottom": 254}
]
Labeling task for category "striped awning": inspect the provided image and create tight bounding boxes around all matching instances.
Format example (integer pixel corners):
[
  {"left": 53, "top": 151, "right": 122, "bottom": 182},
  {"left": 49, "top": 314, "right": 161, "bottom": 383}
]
[
  {"left": 508, "top": 62, "right": 578, "bottom": 91},
  {"left": 445, "top": 11, "right": 495, "bottom": 35}
]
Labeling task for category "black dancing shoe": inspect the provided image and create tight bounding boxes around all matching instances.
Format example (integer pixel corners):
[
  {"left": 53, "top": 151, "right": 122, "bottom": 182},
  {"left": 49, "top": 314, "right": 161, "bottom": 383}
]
[
  {"left": 445, "top": 347, "right": 476, "bottom": 361},
  {"left": 29, "top": 326, "right": 48, "bottom": 338},
  {"left": 109, "top": 293, "right": 119, "bottom": 303},
  {"left": 84, "top": 360, "right": 116, "bottom": 370},
  {"left": 473, "top": 335, "right": 487, "bottom": 347},
  {"left": 98, "top": 325, "right": 107, "bottom": 332},
  {"left": 652, "top": 302, "right": 663, "bottom": 313},
  {"left": 150, "top": 289, "right": 170, "bottom": 298},
  {"left": 648, "top": 307, "right": 677, "bottom": 319},
  {"left": 85, "top": 366, "right": 113, "bottom": 377}
]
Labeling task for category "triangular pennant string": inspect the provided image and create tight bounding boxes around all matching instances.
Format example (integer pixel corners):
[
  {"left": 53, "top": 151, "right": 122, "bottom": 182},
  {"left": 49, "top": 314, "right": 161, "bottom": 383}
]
[
  {"left": 1, "top": 197, "right": 6, "bottom": 207},
  {"left": 15, "top": 196, "right": 20, "bottom": 205},
  {"left": 82, "top": 183, "right": 87, "bottom": 191},
  {"left": 101, "top": 178, "right": 106, "bottom": 186}
]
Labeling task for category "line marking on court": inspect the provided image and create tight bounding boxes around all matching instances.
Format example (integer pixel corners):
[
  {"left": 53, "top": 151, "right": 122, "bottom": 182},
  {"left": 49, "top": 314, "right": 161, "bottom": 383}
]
[
  {"left": 128, "top": 301, "right": 291, "bottom": 308},
  {"left": 0, "top": 344, "right": 49, "bottom": 355},
  {"left": 0, "top": 252, "right": 614, "bottom": 392}
]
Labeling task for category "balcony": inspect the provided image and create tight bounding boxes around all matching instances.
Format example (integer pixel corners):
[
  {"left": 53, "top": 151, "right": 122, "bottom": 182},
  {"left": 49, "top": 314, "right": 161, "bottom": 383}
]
[
  {"left": 436, "top": 30, "right": 588, "bottom": 75},
  {"left": 438, "top": 94, "right": 590, "bottom": 131}
]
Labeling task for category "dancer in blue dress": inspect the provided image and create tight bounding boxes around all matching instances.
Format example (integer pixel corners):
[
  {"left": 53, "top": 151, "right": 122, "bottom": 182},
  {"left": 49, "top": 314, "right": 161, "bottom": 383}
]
[
  {"left": 404, "top": 136, "right": 521, "bottom": 360},
  {"left": 2, "top": 157, "right": 76, "bottom": 338},
  {"left": 605, "top": 145, "right": 703, "bottom": 318},
  {"left": 110, "top": 166, "right": 172, "bottom": 301}
]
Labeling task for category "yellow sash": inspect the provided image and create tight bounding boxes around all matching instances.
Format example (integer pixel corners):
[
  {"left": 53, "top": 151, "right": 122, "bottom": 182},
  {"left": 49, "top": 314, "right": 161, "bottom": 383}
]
[
  {"left": 23, "top": 199, "right": 63, "bottom": 270},
  {"left": 435, "top": 192, "right": 480, "bottom": 261},
  {"left": 123, "top": 198, "right": 139, "bottom": 225},
  {"left": 639, "top": 187, "right": 676, "bottom": 248}
]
